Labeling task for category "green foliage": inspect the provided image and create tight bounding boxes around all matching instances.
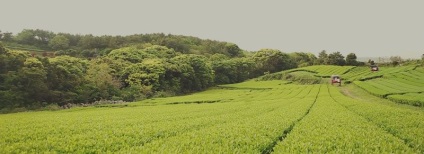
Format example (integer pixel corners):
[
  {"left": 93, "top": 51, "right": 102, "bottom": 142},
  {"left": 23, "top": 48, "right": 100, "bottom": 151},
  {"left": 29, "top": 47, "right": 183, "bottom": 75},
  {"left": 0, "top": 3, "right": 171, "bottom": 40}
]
[
  {"left": 284, "top": 72, "right": 322, "bottom": 84},
  {"left": 6, "top": 29, "right": 247, "bottom": 59},
  {"left": 14, "top": 29, "right": 37, "bottom": 45},
  {"left": 3, "top": 35, "right": 424, "bottom": 152},
  {"left": 289, "top": 52, "right": 317, "bottom": 67},
  {"left": 45, "top": 56, "right": 88, "bottom": 105},
  {"left": 15, "top": 58, "right": 49, "bottom": 106},
  {"left": 224, "top": 43, "right": 243, "bottom": 57},
  {"left": 14, "top": 29, "right": 54, "bottom": 49},
  {"left": 345, "top": 53, "right": 358, "bottom": 66},
  {"left": 258, "top": 71, "right": 321, "bottom": 84},
  {"left": 49, "top": 35, "right": 70, "bottom": 50},
  {"left": 0, "top": 47, "right": 31, "bottom": 108},
  {"left": 2, "top": 29, "right": 373, "bottom": 110},
  {"left": 316, "top": 50, "right": 329, "bottom": 65},
  {"left": 84, "top": 59, "right": 121, "bottom": 101},
  {"left": 328, "top": 51, "right": 345, "bottom": 66},
  {"left": 252, "top": 49, "right": 295, "bottom": 76},
  {"left": 107, "top": 46, "right": 156, "bottom": 63},
  {"left": 212, "top": 57, "right": 255, "bottom": 84},
  {"left": 141, "top": 44, "right": 178, "bottom": 58},
  {"left": 170, "top": 54, "right": 214, "bottom": 92},
  {"left": 125, "top": 59, "right": 166, "bottom": 90},
  {"left": 0, "top": 31, "right": 13, "bottom": 42}
]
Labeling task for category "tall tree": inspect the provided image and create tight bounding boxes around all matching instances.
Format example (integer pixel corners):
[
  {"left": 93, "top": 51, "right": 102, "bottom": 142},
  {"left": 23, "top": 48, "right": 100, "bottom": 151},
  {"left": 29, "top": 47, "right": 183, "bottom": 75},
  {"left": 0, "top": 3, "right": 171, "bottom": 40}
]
[
  {"left": 45, "top": 56, "right": 88, "bottom": 105},
  {"left": 2, "top": 32, "right": 13, "bottom": 42},
  {"left": 317, "top": 50, "right": 329, "bottom": 65},
  {"left": 33, "top": 29, "right": 55, "bottom": 45},
  {"left": 290, "top": 52, "right": 316, "bottom": 67},
  {"left": 15, "top": 29, "right": 37, "bottom": 45},
  {"left": 0, "top": 45, "right": 29, "bottom": 108},
  {"left": 328, "top": 52, "right": 345, "bottom": 66},
  {"left": 15, "top": 58, "right": 49, "bottom": 106},
  {"left": 212, "top": 57, "right": 255, "bottom": 84},
  {"left": 170, "top": 54, "right": 214, "bottom": 92},
  {"left": 252, "top": 49, "right": 294, "bottom": 75},
  {"left": 124, "top": 58, "right": 166, "bottom": 91},
  {"left": 15, "top": 29, "right": 54, "bottom": 47},
  {"left": 49, "top": 35, "right": 70, "bottom": 50},
  {"left": 224, "top": 43, "right": 243, "bottom": 57},
  {"left": 345, "top": 53, "right": 358, "bottom": 66},
  {"left": 84, "top": 59, "right": 121, "bottom": 101}
]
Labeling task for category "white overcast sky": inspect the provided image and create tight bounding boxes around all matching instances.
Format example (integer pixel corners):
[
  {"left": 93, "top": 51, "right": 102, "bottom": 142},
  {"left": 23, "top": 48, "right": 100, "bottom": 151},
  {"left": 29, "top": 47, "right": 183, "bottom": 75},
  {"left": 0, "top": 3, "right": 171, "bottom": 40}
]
[{"left": 1, "top": 0, "right": 423, "bottom": 59}]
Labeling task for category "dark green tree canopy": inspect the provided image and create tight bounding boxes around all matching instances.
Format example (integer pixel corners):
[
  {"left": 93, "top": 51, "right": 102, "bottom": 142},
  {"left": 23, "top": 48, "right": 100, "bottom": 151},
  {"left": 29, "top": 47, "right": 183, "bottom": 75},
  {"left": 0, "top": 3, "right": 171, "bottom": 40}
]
[
  {"left": 328, "top": 51, "right": 345, "bottom": 66},
  {"left": 317, "top": 50, "right": 329, "bottom": 65},
  {"left": 1, "top": 28, "right": 365, "bottom": 111},
  {"left": 346, "top": 53, "right": 358, "bottom": 66},
  {"left": 252, "top": 49, "right": 295, "bottom": 75}
]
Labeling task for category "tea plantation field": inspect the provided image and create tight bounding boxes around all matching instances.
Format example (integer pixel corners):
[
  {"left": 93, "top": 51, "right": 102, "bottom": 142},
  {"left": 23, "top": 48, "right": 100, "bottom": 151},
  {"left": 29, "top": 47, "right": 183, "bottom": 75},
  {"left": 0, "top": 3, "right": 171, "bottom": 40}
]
[
  {"left": 1, "top": 66, "right": 424, "bottom": 153},
  {"left": 284, "top": 65, "right": 424, "bottom": 106}
]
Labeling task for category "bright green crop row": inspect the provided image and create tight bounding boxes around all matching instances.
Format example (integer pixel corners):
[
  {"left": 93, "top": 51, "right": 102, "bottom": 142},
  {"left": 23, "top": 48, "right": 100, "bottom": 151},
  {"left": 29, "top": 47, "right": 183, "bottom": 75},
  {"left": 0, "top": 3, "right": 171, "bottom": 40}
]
[
  {"left": 1, "top": 80, "right": 423, "bottom": 153},
  {"left": 355, "top": 79, "right": 423, "bottom": 95},
  {"left": 385, "top": 74, "right": 424, "bottom": 88},
  {"left": 1, "top": 103, "right": 264, "bottom": 153},
  {"left": 341, "top": 67, "right": 371, "bottom": 81},
  {"left": 0, "top": 83, "right": 317, "bottom": 153},
  {"left": 273, "top": 85, "right": 413, "bottom": 153},
  {"left": 218, "top": 80, "right": 290, "bottom": 89},
  {"left": 357, "top": 65, "right": 417, "bottom": 81},
  {"left": 329, "top": 86, "right": 424, "bottom": 153},
  {"left": 387, "top": 93, "right": 424, "bottom": 107},
  {"left": 295, "top": 65, "right": 355, "bottom": 77},
  {"left": 352, "top": 81, "right": 390, "bottom": 97},
  {"left": 139, "top": 80, "right": 291, "bottom": 105},
  {"left": 352, "top": 67, "right": 424, "bottom": 106},
  {"left": 134, "top": 85, "right": 321, "bottom": 153},
  {"left": 342, "top": 65, "right": 418, "bottom": 82}
]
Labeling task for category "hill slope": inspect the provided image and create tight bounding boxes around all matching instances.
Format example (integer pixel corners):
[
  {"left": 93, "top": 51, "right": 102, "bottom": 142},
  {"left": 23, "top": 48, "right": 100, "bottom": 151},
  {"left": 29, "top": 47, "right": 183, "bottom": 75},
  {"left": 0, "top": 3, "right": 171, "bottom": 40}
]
[
  {"left": 262, "top": 65, "right": 424, "bottom": 107},
  {"left": 1, "top": 76, "right": 424, "bottom": 153}
]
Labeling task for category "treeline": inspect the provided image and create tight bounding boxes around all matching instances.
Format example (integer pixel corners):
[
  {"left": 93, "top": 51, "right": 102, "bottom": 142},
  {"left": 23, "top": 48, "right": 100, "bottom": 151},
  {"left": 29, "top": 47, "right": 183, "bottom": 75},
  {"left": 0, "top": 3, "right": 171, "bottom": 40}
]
[
  {"left": 0, "top": 29, "right": 245, "bottom": 58},
  {"left": 0, "top": 29, "right": 362, "bottom": 111}
]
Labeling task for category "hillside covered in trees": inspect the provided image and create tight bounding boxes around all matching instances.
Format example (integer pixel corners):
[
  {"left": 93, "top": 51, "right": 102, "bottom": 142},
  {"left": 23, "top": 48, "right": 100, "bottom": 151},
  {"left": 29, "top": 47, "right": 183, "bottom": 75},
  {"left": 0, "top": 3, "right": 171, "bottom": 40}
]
[{"left": 0, "top": 29, "right": 364, "bottom": 111}]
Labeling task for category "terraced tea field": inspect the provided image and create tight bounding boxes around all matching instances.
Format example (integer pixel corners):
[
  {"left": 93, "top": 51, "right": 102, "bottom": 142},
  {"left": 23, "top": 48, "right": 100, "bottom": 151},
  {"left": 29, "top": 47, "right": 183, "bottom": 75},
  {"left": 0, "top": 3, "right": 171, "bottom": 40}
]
[
  {"left": 345, "top": 66, "right": 424, "bottom": 106},
  {"left": 283, "top": 65, "right": 424, "bottom": 107},
  {"left": 1, "top": 73, "right": 424, "bottom": 153}
]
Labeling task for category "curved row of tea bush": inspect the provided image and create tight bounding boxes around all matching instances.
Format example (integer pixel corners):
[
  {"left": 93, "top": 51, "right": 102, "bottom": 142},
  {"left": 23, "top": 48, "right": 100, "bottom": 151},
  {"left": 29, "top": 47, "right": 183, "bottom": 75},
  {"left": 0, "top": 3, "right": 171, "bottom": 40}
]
[
  {"left": 352, "top": 67, "right": 424, "bottom": 106},
  {"left": 387, "top": 93, "right": 424, "bottom": 107},
  {"left": 273, "top": 85, "right": 413, "bottom": 153},
  {"left": 293, "top": 65, "right": 355, "bottom": 77},
  {"left": 329, "top": 86, "right": 424, "bottom": 152},
  {"left": 1, "top": 80, "right": 423, "bottom": 153},
  {"left": 0, "top": 83, "right": 317, "bottom": 153}
]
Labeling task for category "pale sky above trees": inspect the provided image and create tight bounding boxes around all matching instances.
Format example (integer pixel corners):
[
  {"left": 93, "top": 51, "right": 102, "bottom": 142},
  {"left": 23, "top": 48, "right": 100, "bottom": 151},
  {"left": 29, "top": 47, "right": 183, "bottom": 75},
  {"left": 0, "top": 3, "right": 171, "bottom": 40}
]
[{"left": 1, "top": 0, "right": 423, "bottom": 59}]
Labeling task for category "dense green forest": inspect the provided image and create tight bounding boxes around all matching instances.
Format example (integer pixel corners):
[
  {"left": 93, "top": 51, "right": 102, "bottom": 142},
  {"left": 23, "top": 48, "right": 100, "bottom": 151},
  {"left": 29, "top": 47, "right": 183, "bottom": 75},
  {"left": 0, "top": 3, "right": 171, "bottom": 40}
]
[{"left": 0, "top": 29, "right": 365, "bottom": 111}]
